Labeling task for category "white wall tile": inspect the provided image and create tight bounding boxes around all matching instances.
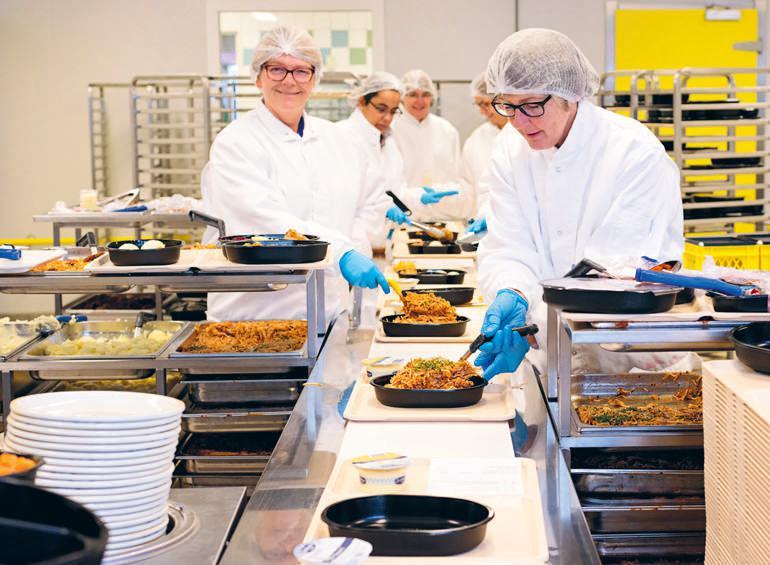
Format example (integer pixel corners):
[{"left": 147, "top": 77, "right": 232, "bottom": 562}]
[
  {"left": 314, "top": 28, "right": 331, "bottom": 49},
  {"left": 349, "top": 29, "right": 367, "bottom": 48},
  {"left": 330, "top": 11, "right": 349, "bottom": 29}
]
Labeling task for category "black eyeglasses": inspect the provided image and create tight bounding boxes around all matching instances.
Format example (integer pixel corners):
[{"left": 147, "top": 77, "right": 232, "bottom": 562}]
[
  {"left": 262, "top": 65, "right": 315, "bottom": 83},
  {"left": 367, "top": 101, "right": 402, "bottom": 117},
  {"left": 492, "top": 94, "right": 552, "bottom": 118}
]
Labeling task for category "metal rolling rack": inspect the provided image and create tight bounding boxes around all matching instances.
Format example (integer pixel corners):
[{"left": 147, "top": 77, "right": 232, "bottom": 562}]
[
  {"left": 546, "top": 305, "right": 749, "bottom": 561},
  {"left": 599, "top": 67, "right": 770, "bottom": 233}
]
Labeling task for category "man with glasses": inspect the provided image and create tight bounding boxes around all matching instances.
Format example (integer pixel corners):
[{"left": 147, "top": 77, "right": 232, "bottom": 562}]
[
  {"left": 461, "top": 72, "right": 509, "bottom": 236},
  {"left": 473, "top": 28, "right": 683, "bottom": 380},
  {"left": 387, "top": 69, "right": 473, "bottom": 223}
]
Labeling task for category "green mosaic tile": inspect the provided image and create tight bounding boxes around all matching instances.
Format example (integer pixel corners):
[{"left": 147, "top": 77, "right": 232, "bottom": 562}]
[
  {"left": 349, "top": 47, "right": 366, "bottom": 65},
  {"left": 367, "top": 30, "right": 373, "bottom": 47}
]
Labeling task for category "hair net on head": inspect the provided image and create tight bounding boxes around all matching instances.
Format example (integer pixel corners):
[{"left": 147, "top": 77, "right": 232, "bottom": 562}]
[
  {"left": 250, "top": 26, "right": 323, "bottom": 86},
  {"left": 470, "top": 72, "right": 490, "bottom": 98},
  {"left": 485, "top": 28, "right": 599, "bottom": 101},
  {"left": 401, "top": 69, "right": 437, "bottom": 98},
  {"left": 347, "top": 72, "right": 404, "bottom": 106}
]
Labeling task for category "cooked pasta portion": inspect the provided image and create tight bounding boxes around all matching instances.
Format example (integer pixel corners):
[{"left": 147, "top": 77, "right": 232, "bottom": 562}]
[
  {"left": 394, "top": 292, "right": 457, "bottom": 323},
  {"left": 385, "top": 357, "right": 479, "bottom": 390}
]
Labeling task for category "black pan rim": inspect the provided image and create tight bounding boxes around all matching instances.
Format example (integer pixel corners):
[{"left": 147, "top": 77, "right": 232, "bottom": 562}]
[
  {"left": 107, "top": 238, "right": 183, "bottom": 249},
  {"left": 371, "top": 373, "right": 487, "bottom": 393},
  {"left": 729, "top": 323, "right": 770, "bottom": 352},
  {"left": 321, "top": 494, "right": 495, "bottom": 534},
  {"left": 380, "top": 314, "right": 470, "bottom": 326},
  {"left": 404, "top": 286, "right": 475, "bottom": 293}
]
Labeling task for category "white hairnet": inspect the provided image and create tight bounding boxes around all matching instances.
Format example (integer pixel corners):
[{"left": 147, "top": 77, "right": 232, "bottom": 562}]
[
  {"left": 470, "top": 72, "right": 489, "bottom": 98},
  {"left": 486, "top": 28, "right": 599, "bottom": 101},
  {"left": 250, "top": 26, "right": 323, "bottom": 86},
  {"left": 348, "top": 72, "right": 404, "bottom": 106},
  {"left": 401, "top": 69, "right": 437, "bottom": 98}
]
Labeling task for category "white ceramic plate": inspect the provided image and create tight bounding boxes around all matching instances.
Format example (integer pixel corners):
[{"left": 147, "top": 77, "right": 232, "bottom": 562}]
[
  {"left": 45, "top": 475, "right": 172, "bottom": 497},
  {"left": 101, "top": 504, "right": 168, "bottom": 529},
  {"left": 105, "top": 522, "right": 167, "bottom": 551},
  {"left": 9, "top": 412, "right": 180, "bottom": 431},
  {"left": 108, "top": 514, "right": 168, "bottom": 540},
  {"left": 87, "top": 495, "right": 170, "bottom": 516},
  {"left": 35, "top": 464, "right": 174, "bottom": 489},
  {"left": 4, "top": 436, "right": 177, "bottom": 459},
  {"left": 7, "top": 426, "right": 180, "bottom": 447},
  {"left": 33, "top": 449, "right": 175, "bottom": 468},
  {"left": 7, "top": 414, "right": 180, "bottom": 437},
  {"left": 37, "top": 461, "right": 171, "bottom": 481},
  {"left": 10, "top": 391, "right": 184, "bottom": 423},
  {"left": 62, "top": 481, "right": 171, "bottom": 504}
]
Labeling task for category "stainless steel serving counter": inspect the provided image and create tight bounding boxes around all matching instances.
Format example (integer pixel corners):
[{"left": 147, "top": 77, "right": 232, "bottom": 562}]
[{"left": 220, "top": 317, "right": 600, "bottom": 564}]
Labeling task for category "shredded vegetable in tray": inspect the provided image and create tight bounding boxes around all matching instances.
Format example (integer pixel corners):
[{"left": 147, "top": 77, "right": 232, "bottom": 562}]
[{"left": 178, "top": 320, "right": 308, "bottom": 353}]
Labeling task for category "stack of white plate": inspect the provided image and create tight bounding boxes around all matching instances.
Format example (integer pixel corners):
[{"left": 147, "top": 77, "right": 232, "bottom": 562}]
[{"left": 4, "top": 391, "right": 184, "bottom": 559}]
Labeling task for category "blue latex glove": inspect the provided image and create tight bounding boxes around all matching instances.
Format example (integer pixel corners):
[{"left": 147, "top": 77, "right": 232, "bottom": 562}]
[
  {"left": 385, "top": 206, "right": 412, "bottom": 225},
  {"left": 475, "top": 328, "right": 530, "bottom": 381},
  {"left": 467, "top": 217, "right": 487, "bottom": 234},
  {"left": 339, "top": 250, "right": 390, "bottom": 293},
  {"left": 420, "top": 186, "right": 460, "bottom": 205},
  {"left": 474, "top": 289, "right": 529, "bottom": 380}
]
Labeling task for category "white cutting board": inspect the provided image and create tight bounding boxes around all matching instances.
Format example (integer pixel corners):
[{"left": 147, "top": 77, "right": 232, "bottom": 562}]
[{"left": 0, "top": 249, "right": 67, "bottom": 274}]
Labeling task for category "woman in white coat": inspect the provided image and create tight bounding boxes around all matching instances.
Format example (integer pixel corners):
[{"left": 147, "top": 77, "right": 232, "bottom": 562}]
[
  {"left": 200, "top": 26, "right": 389, "bottom": 323},
  {"left": 334, "top": 72, "right": 404, "bottom": 251},
  {"left": 474, "top": 28, "right": 683, "bottom": 379},
  {"left": 462, "top": 72, "right": 509, "bottom": 231},
  {"left": 388, "top": 69, "right": 473, "bottom": 222}
]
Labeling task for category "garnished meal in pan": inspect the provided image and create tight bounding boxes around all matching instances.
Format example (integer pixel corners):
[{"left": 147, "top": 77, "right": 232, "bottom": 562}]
[
  {"left": 394, "top": 292, "right": 457, "bottom": 324},
  {"left": 385, "top": 357, "right": 480, "bottom": 390}
]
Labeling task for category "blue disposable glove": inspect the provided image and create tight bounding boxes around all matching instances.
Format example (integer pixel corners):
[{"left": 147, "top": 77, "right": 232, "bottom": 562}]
[
  {"left": 467, "top": 217, "right": 487, "bottom": 234},
  {"left": 420, "top": 186, "right": 460, "bottom": 205},
  {"left": 475, "top": 328, "right": 530, "bottom": 381},
  {"left": 385, "top": 206, "right": 412, "bottom": 225},
  {"left": 474, "top": 289, "right": 529, "bottom": 380},
  {"left": 339, "top": 250, "right": 390, "bottom": 293}
]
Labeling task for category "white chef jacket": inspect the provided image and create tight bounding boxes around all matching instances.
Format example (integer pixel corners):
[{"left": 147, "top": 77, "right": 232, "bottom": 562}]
[
  {"left": 334, "top": 108, "right": 401, "bottom": 250},
  {"left": 478, "top": 101, "right": 683, "bottom": 346},
  {"left": 461, "top": 121, "right": 504, "bottom": 218},
  {"left": 391, "top": 112, "right": 472, "bottom": 221},
  {"left": 200, "top": 101, "right": 380, "bottom": 323}
]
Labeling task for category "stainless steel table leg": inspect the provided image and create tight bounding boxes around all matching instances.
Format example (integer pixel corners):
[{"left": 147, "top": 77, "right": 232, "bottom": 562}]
[
  {"left": 53, "top": 224, "right": 61, "bottom": 247},
  {"left": 306, "top": 272, "right": 318, "bottom": 358},
  {"left": 546, "top": 305, "right": 558, "bottom": 400},
  {"left": 2, "top": 372, "right": 12, "bottom": 429},
  {"left": 557, "top": 314, "right": 573, "bottom": 438},
  {"left": 155, "top": 368, "right": 167, "bottom": 396},
  {"left": 54, "top": 295, "right": 63, "bottom": 315},
  {"left": 74, "top": 228, "right": 82, "bottom": 242},
  {"left": 316, "top": 270, "right": 325, "bottom": 335},
  {"left": 154, "top": 287, "right": 163, "bottom": 320}
]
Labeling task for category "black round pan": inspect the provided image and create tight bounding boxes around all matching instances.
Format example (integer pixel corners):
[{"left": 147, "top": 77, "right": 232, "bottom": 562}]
[
  {"left": 676, "top": 287, "right": 695, "bottom": 305},
  {"left": 542, "top": 279, "right": 680, "bottom": 314},
  {"left": 403, "top": 286, "right": 475, "bottom": 306},
  {"left": 370, "top": 374, "right": 486, "bottom": 408},
  {"left": 407, "top": 241, "right": 461, "bottom": 255},
  {"left": 222, "top": 240, "right": 328, "bottom": 264},
  {"left": 731, "top": 323, "right": 770, "bottom": 373},
  {"left": 381, "top": 314, "right": 469, "bottom": 337},
  {"left": 219, "top": 233, "right": 319, "bottom": 244},
  {"left": 0, "top": 478, "right": 108, "bottom": 564},
  {"left": 107, "top": 239, "right": 182, "bottom": 266},
  {"left": 322, "top": 495, "right": 493, "bottom": 556},
  {"left": 710, "top": 292, "right": 768, "bottom": 313},
  {"left": 407, "top": 230, "right": 458, "bottom": 242},
  {"left": 406, "top": 269, "right": 467, "bottom": 285}
]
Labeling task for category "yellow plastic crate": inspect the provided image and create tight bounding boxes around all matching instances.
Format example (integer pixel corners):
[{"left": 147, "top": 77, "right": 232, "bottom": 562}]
[
  {"left": 736, "top": 233, "right": 770, "bottom": 270},
  {"left": 683, "top": 237, "right": 760, "bottom": 270}
]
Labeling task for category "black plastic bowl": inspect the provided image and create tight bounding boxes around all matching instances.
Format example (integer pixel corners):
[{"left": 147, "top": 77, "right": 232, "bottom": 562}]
[
  {"left": 222, "top": 240, "right": 329, "bottom": 264},
  {"left": 710, "top": 292, "right": 768, "bottom": 313},
  {"left": 380, "top": 314, "right": 469, "bottom": 338},
  {"left": 731, "top": 323, "right": 770, "bottom": 374},
  {"left": 322, "top": 495, "right": 493, "bottom": 556},
  {"left": 0, "top": 478, "right": 108, "bottom": 564},
  {"left": 406, "top": 269, "right": 467, "bottom": 285},
  {"left": 107, "top": 239, "right": 182, "bottom": 266},
  {"left": 371, "top": 374, "right": 486, "bottom": 408},
  {"left": 407, "top": 230, "right": 458, "bottom": 242},
  {"left": 403, "top": 287, "right": 475, "bottom": 306},
  {"left": 0, "top": 452, "right": 43, "bottom": 483},
  {"left": 407, "top": 241, "right": 461, "bottom": 255},
  {"left": 219, "top": 233, "right": 319, "bottom": 244}
]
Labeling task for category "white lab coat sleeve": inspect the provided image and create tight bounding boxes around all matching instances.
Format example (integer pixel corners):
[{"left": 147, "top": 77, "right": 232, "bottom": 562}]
[
  {"left": 350, "top": 155, "right": 390, "bottom": 257},
  {"left": 201, "top": 130, "right": 356, "bottom": 266},
  {"left": 583, "top": 144, "right": 684, "bottom": 264},
  {"left": 477, "top": 146, "right": 542, "bottom": 306}
]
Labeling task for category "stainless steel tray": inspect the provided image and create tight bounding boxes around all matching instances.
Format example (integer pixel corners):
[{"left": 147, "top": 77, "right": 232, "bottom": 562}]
[
  {"left": 166, "top": 321, "right": 307, "bottom": 359},
  {"left": 592, "top": 533, "right": 705, "bottom": 559},
  {"left": 187, "top": 379, "right": 301, "bottom": 405},
  {"left": 174, "top": 473, "right": 262, "bottom": 488},
  {"left": 582, "top": 504, "right": 705, "bottom": 534},
  {"left": 572, "top": 469, "right": 704, "bottom": 497},
  {"left": 182, "top": 402, "right": 292, "bottom": 433},
  {"left": 176, "top": 432, "right": 278, "bottom": 473},
  {"left": 0, "top": 322, "right": 47, "bottom": 361},
  {"left": 21, "top": 320, "right": 186, "bottom": 380},
  {"left": 572, "top": 373, "right": 703, "bottom": 434}
]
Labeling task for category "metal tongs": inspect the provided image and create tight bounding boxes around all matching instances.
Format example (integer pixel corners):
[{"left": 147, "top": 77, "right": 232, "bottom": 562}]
[
  {"left": 98, "top": 188, "right": 142, "bottom": 209},
  {"left": 189, "top": 210, "right": 227, "bottom": 237},
  {"left": 0, "top": 244, "right": 22, "bottom": 261},
  {"left": 459, "top": 324, "right": 539, "bottom": 363},
  {"left": 385, "top": 191, "right": 452, "bottom": 241},
  {"left": 133, "top": 311, "right": 156, "bottom": 338},
  {"left": 76, "top": 231, "right": 100, "bottom": 256}
]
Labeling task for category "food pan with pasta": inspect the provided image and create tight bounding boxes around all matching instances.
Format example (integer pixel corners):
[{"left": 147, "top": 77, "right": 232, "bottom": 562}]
[
  {"left": 381, "top": 292, "right": 469, "bottom": 337},
  {"left": 170, "top": 320, "right": 308, "bottom": 357}
]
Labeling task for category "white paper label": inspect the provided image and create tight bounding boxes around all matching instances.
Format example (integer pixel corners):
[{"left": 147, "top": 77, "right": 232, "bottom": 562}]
[{"left": 428, "top": 457, "right": 524, "bottom": 497}]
